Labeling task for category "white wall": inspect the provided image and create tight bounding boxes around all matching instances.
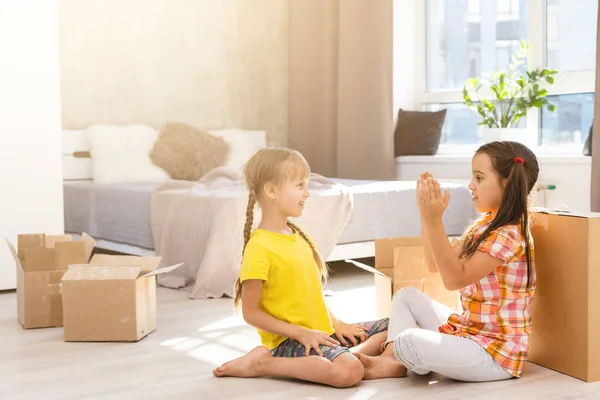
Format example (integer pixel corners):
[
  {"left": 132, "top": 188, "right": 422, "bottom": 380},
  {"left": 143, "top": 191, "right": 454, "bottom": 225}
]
[
  {"left": 0, "top": 1, "right": 64, "bottom": 290},
  {"left": 59, "top": 0, "right": 289, "bottom": 145},
  {"left": 396, "top": 156, "right": 592, "bottom": 212}
]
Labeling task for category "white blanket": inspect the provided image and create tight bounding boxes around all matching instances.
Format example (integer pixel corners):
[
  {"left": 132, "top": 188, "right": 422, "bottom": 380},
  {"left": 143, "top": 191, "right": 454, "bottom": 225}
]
[{"left": 150, "top": 167, "right": 353, "bottom": 299}]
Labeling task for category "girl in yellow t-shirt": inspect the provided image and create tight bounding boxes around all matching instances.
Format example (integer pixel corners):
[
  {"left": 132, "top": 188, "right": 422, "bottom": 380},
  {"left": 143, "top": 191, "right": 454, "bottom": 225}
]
[{"left": 213, "top": 146, "right": 389, "bottom": 388}]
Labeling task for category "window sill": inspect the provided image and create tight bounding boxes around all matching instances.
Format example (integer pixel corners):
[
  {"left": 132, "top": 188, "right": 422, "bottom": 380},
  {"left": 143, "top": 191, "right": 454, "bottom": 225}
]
[
  {"left": 396, "top": 153, "right": 592, "bottom": 165},
  {"left": 396, "top": 143, "right": 591, "bottom": 165}
]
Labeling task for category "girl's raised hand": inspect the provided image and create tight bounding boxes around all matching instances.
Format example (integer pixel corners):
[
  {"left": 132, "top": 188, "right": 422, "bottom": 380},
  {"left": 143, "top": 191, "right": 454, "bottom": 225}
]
[
  {"left": 417, "top": 176, "right": 450, "bottom": 222},
  {"left": 294, "top": 328, "right": 340, "bottom": 357}
]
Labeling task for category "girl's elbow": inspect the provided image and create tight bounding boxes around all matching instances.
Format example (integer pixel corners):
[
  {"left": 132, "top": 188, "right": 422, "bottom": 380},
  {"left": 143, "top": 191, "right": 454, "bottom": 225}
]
[
  {"left": 242, "top": 308, "right": 258, "bottom": 326},
  {"left": 426, "top": 263, "right": 438, "bottom": 274},
  {"left": 442, "top": 279, "right": 462, "bottom": 291}
]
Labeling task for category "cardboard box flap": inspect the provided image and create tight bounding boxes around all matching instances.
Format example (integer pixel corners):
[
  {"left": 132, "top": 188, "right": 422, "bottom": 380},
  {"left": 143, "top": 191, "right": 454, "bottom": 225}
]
[
  {"left": 45, "top": 234, "right": 72, "bottom": 248},
  {"left": 23, "top": 248, "right": 58, "bottom": 272},
  {"left": 90, "top": 254, "right": 162, "bottom": 275},
  {"left": 393, "top": 246, "right": 427, "bottom": 281},
  {"left": 374, "top": 237, "right": 422, "bottom": 269},
  {"left": 532, "top": 207, "right": 600, "bottom": 219},
  {"left": 81, "top": 232, "right": 95, "bottom": 261},
  {"left": 62, "top": 265, "right": 141, "bottom": 281},
  {"left": 140, "top": 263, "right": 183, "bottom": 278},
  {"left": 344, "top": 259, "right": 392, "bottom": 281},
  {"left": 6, "top": 239, "right": 23, "bottom": 270},
  {"left": 17, "top": 234, "right": 45, "bottom": 262}
]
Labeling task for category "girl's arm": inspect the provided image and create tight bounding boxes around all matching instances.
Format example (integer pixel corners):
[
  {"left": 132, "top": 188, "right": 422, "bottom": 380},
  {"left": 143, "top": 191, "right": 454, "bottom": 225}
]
[
  {"left": 421, "top": 216, "right": 438, "bottom": 273},
  {"left": 424, "top": 219, "right": 501, "bottom": 290},
  {"left": 241, "top": 279, "right": 339, "bottom": 353},
  {"left": 419, "top": 177, "right": 501, "bottom": 290}
]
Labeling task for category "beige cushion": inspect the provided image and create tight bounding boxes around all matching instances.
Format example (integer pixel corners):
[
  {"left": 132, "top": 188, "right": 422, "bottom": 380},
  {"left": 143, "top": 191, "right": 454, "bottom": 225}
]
[
  {"left": 394, "top": 109, "right": 446, "bottom": 156},
  {"left": 150, "top": 123, "right": 230, "bottom": 181}
]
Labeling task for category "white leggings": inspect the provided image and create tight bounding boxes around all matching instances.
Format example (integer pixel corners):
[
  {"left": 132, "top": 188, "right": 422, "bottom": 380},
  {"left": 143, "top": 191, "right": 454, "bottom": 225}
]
[{"left": 387, "top": 287, "right": 513, "bottom": 382}]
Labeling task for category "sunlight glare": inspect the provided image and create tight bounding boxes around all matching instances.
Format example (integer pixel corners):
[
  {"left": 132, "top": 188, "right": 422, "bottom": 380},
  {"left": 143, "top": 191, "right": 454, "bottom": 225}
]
[
  {"left": 326, "top": 286, "right": 378, "bottom": 323},
  {"left": 197, "top": 315, "right": 246, "bottom": 332},
  {"left": 159, "top": 337, "right": 189, "bottom": 347},
  {"left": 187, "top": 343, "right": 246, "bottom": 366},
  {"left": 346, "top": 387, "right": 379, "bottom": 400}
]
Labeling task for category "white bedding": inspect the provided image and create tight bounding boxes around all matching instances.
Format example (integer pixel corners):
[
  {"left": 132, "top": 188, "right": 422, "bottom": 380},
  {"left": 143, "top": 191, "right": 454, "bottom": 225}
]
[
  {"left": 151, "top": 168, "right": 354, "bottom": 299},
  {"left": 336, "top": 178, "right": 475, "bottom": 242}
]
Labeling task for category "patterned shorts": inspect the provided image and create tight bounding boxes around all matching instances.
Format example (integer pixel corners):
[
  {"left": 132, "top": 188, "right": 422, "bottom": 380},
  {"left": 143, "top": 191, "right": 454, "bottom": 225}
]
[{"left": 270, "top": 318, "right": 389, "bottom": 362}]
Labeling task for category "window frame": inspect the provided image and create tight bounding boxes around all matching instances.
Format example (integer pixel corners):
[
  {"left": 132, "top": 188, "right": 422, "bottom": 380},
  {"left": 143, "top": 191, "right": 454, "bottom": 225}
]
[{"left": 415, "top": 0, "right": 596, "bottom": 155}]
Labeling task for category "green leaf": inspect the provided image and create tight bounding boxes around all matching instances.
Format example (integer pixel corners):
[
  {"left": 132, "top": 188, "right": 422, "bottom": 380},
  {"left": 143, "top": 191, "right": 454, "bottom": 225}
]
[
  {"left": 491, "top": 86, "right": 501, "bottom": 99},
  {"left": 547, "top": 104, "right": 557, "bottom": 112},
  {"left": 545, "top": 76, "right": 554, "bottom": 84}
]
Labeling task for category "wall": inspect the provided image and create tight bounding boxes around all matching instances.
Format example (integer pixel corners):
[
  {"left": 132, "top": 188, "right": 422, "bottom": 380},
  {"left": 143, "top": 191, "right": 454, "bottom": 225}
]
[
  {"left": 0, "top": 1, "right": 64, "bottom": 290},
  {"left": 396, "top": 156, "right": 593, "bottom": 211},
  {"left": 59, "top": 0, "right": 289, "bottom": 145}
]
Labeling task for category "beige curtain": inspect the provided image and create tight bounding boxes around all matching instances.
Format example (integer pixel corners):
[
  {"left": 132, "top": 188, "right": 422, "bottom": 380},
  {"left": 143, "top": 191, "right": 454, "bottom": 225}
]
[
  {"left": 593, "top": 1, "right": 600, "bottom": 212},
  {"left": 288, "top": 0, "right": 395, "bottom": 180}
]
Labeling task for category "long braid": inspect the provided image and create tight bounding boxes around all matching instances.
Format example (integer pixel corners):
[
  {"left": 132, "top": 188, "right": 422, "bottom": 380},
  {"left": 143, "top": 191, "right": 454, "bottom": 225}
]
[
  {"left": 233, "top": 190, "right": 256, "bottom": 308},
  {"left": 287, "top": 221, "right": 329, "bottom": 281}
]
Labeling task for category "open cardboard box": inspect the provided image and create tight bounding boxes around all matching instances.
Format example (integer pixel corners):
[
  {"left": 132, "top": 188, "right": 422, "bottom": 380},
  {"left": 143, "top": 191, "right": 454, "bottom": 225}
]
[
  {"left": 6, "top": 233, "right": 95, "bottom": 329},
  {"left": 529, "top": 208, "right": 600, "bottom": 382},
  {"left": 61, "top": 254, "right": 182, "bottom": 342},
  {"left": 345, "top": 236, "right": 460, "bottom": 319}
]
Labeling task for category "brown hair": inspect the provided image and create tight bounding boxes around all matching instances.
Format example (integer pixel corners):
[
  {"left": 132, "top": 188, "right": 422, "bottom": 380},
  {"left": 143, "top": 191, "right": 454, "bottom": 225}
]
[
  {"left": 233, "top": 147, "right": 328, "bottom": 308},
  {"left": 459, "top": 141, "right": 539, "bottom": 289}
]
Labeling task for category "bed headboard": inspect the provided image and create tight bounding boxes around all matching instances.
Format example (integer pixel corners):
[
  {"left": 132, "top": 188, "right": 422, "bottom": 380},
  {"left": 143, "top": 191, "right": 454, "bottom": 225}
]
[{"left": 62, "top": 130, "right": 92, "bottom": 181}]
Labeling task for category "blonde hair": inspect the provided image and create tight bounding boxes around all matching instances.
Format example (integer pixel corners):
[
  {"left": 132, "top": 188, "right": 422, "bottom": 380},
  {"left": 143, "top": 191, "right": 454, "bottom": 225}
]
[{"left": 233, "top": 147, "right": 328, "bottom": 308}]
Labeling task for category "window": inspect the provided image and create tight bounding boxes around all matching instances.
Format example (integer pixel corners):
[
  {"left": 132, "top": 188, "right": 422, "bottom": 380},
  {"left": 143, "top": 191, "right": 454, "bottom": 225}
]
[
  {"left": 418, "top": 0, "right": 597, "bottom": 151},
  {"left": 426, "top": 103, "right": 480, "bottom": 145},
  {"left": 546, "top": 0, "right": 597, "bottom": 72},
  {"left": 426, "top": 0, "right": 528, "bottom": 91},
  {"left": 426, "top": 102, "right": 526, "bottom": 145},
  {"left": 541, "top": 93, "right": 595, "bottom": 145}
]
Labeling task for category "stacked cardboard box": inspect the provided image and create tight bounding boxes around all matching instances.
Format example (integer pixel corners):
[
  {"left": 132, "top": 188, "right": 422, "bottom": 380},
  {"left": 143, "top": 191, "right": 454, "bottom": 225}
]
[
  {"left": 62, "top": 254, "right": 181, "bottom": 342},
  {"left": 6, "top": 234, "right": 182, "bottom": 342},
  {"left": 529, "top": 209, "right": 600, "bottom": 382},
  {"left": 6, "top": 233, "right": 95, "bottom": 329},
  {"left": 347, "top": 236, "right": 460, "bottom": 319}
]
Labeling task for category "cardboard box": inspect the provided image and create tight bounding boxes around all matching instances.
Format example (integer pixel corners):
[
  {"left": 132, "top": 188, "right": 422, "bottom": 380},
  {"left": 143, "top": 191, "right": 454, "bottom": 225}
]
[
  {"left": 6, "top": 233, "right": 95, "bottom": 329},
  {"left": 61, "top": 254, "right": 182, "bottom": 342},
  {"left": 529, "top": 209, "right": 600, "bottom": 382},
  {"left": 346, "top": 236, "right": 460, "bottom": 319}
]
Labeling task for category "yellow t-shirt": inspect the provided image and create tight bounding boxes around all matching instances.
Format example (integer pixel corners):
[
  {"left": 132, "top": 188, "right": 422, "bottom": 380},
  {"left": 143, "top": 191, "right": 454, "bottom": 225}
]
[{"left": 239, "top": 228, "right": 335, "bottom": 350}]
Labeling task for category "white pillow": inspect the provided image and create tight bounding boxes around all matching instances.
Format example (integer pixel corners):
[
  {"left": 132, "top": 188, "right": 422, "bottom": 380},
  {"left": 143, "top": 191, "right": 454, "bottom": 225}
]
[
  {"left": 86, "top": 124, "right": 169, "bottom": 184},
  {"left": 207, "top": 128, "right": 266, "bottom": 170}
]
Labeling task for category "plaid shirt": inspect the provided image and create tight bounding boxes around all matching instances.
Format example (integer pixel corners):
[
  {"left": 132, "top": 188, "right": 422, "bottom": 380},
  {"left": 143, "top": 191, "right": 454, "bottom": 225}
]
[{"left": 439, "top": 216, "right": 536, "bottom": 378}]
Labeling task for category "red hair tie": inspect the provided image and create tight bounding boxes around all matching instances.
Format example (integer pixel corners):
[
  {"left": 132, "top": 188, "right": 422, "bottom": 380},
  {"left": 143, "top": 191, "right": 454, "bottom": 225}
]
[{"left": 513, "top": 157, "right": 524, "bottom": 165}]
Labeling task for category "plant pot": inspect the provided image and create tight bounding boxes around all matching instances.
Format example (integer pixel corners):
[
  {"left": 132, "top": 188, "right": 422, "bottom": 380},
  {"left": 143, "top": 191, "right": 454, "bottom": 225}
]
[{"left": 480, "top": 128, "right": 538, "bottom": 150}]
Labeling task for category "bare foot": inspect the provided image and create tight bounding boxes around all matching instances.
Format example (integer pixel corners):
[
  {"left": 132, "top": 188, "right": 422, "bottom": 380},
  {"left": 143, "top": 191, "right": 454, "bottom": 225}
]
[
  {"left": 356, "top": 353, "right": 407, "bottom": 380},
  {"left": 213, "top": 346, "right": 272, "bottom": 378}
]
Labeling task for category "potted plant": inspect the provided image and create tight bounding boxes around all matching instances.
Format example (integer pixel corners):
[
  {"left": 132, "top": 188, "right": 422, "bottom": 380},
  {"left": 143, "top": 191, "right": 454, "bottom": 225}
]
[{"left": 462, "top": 41, "right": 558, "bottom": 148}]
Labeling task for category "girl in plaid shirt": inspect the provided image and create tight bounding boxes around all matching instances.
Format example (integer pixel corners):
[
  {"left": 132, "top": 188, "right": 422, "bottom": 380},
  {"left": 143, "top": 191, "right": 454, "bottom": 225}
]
[{"left": 358, "top": 141, "right": 539, "bottom": 382}]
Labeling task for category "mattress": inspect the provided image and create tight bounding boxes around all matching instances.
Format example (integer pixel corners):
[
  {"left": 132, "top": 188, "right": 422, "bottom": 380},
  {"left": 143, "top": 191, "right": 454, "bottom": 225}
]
[
  {"left": 64, "top": 178, "right": 476, "bottom": 250},
  {"left": 335, "top": 179, "right": 475, "bottom": 243},
  {"left": 64, "top": 182, "right": 158, "bottom": 250}
]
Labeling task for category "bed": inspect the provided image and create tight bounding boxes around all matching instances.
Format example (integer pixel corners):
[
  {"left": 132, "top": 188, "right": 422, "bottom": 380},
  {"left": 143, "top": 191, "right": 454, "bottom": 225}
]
[
  {"left": 64, "top": 179, "right": 475, "bottom": 256},
  {"left": 62, "top": 129, "right": 477, "bottom": 297}
]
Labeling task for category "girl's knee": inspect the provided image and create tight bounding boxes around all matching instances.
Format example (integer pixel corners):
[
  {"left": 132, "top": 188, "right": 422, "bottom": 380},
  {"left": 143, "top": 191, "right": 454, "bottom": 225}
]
[
  {"left": 392, "top": 286, "right": 419, "bottom": 304},
  {"left": 331, "top": 354, "right": 364, "bottom": 388},
  {"left": 394, "top": 329, "right": 422, "bottom": 365}
]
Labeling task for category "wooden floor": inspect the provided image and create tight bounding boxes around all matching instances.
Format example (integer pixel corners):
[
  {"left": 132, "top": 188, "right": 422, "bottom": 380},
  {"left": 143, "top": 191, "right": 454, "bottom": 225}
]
[{"left": 1, "top": 263, "right": 599, "bottom": 400}]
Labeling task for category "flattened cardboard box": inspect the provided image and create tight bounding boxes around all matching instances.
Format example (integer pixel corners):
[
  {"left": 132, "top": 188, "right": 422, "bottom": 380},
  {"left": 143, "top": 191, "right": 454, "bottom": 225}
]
[
  {"left": 6, "top": 233, "right": 95, "bottom": 329},
  {"left": 529, "top": 209, "right": 600, "bottom": 382},
  {"left": 61, "top": 254, "right": 182, "bottom": 342},
  {"left": 346, "top": 236, "right": 460, "bottom": 319}
]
